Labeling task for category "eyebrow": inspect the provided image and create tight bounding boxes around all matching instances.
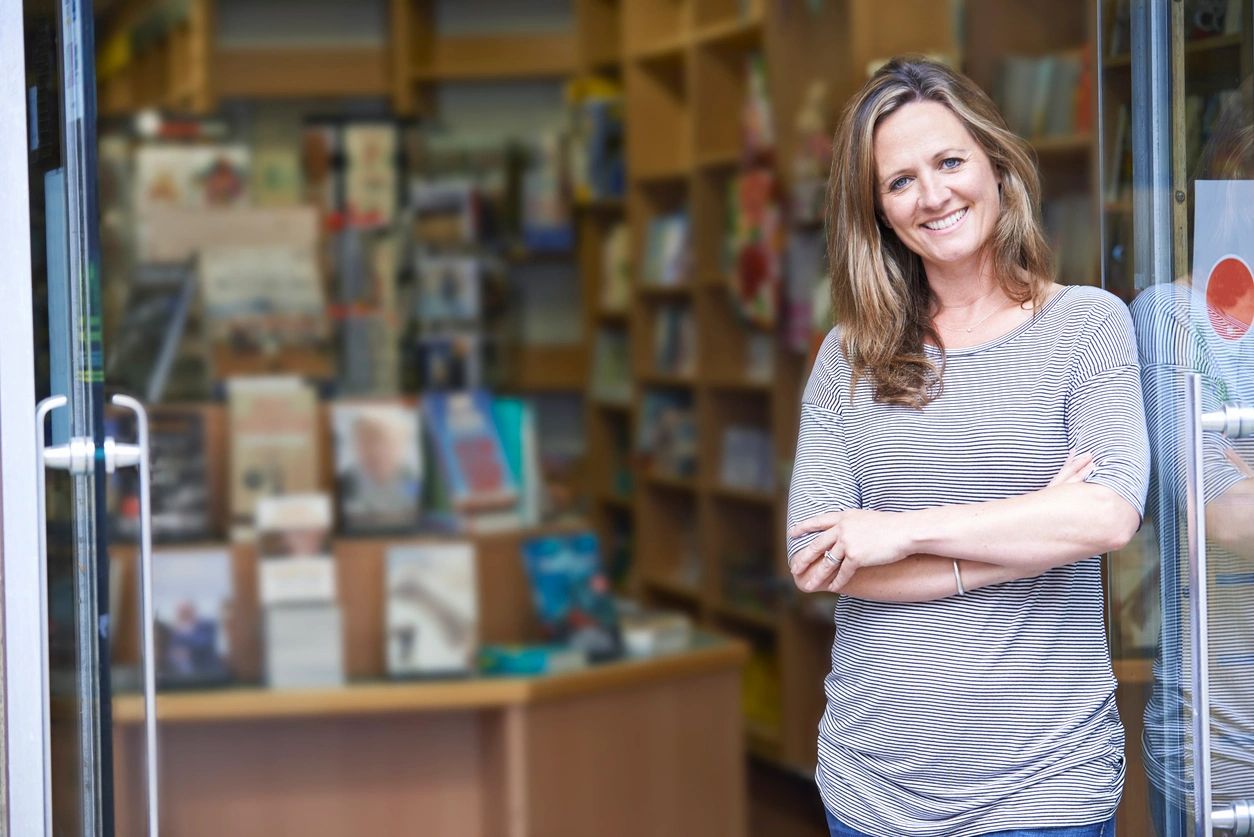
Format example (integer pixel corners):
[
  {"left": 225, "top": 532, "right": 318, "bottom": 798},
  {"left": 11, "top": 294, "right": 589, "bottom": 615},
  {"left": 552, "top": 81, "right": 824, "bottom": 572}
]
[{"left": 879, "top": 147, "right": 969, "bottom": 187}]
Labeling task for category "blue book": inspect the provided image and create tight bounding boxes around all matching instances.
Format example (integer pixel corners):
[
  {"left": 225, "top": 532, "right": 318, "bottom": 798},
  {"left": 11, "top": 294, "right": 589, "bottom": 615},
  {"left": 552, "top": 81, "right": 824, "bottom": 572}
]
[
  {"left": 423, "top": 390, "right": 518, "bottom": 513},
  {"left": 521, "top": 532, "right": 622, "bottom": 661}
]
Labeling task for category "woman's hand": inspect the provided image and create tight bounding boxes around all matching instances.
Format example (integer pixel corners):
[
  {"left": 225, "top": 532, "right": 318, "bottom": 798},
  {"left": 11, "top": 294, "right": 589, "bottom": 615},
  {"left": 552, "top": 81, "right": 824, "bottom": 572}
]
[
  {"left": 788, "top": 450, "right": 1096, "bottom": 595},
  {"left": 788, "top": 508, "right": 912, "bottom": 593}
]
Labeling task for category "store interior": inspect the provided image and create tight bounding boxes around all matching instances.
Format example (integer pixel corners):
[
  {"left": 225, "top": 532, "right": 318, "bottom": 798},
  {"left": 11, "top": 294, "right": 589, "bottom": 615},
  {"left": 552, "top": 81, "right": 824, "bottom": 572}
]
[{"left": 78, "top": 0, "right": 1245, "bottom": 833}]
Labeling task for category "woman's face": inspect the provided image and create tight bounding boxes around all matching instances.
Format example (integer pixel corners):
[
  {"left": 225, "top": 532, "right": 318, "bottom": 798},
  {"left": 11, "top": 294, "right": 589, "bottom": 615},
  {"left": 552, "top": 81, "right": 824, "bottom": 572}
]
[{"left": 873, "top": 100, "right": 1001, "bottom": 280}]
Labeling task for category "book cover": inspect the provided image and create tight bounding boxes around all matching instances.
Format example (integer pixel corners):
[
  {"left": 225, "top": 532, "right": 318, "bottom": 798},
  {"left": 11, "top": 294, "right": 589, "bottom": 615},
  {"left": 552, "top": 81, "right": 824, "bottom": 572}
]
[
  {"left": 412, "top": 178, "right": 479, "bottom": 247},
  {"left": 264, "top": 603, "right": 345, "bottom": 689},
  {"left": 199, "top": 244, "right": 329, "bottom": 354},
  {"left": 652, "top": 305, "right": 695, "bottom": 377},
  {"left": 108, "top": 406, "right": 216, "bottom": 544},
  {"left": 138, "top": 205, "right": 320, "bottom": 264},
  {"left": 153, "top": 548, "right": 233, "bottom": 687},
  {"left": 637, "top": 391, "right": 697, "bottom": 478},
  {"left": 416, "top": 256, "right": 481, "bottom": 326},
  {"left": 227, "top": 377, "right": 320, "bottom": 528},
  {"left": 520, "top": 532, "right": 621, "bottom": 661},
  {"left": 600, "top": 222, "right": 632, "bottom": 313},
  {"left": 255, "top": 493, "right": 334, "bottom": 559},
  {"left": 491, "top": 396, "right": 541, "bottom": 527},
  {"left": 415, "top": 332, "right": 482, "bottom": 391},
  {"left": 478, "top": 643, "right": 587, "bottom": 676},
  {"left": 344, "top": 123, "right": 398, "bottom": 228},
  {"left": 642, "top": 212, "right": 690, "bottom": 287},
  {"left": 385, "top": 543, "right": 478, "bottom": 677},
  {"left": 590, "top": 329, "right": 631, "bottom": 404},
  {"left": 726, "top": 169, "right": 783, "bottom": 328},
  {"left": 423, "top": 390, "right": 518, "bottom": 512},
  {"left": 332, "top": 403, "right": 423, "bottom": 534},
  {"left": 135, "top": 143, "right": 250, "bottom": 216}
]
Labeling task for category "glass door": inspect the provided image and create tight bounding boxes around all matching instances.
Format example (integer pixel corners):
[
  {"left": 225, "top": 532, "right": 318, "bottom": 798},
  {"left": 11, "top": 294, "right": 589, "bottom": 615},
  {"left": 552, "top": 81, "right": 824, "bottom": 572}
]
[
  {"left": 1103, "top": 0, "right": 1254, "bottom": 834},
  {"left": 0, "top": 0, "right": 156, "bottom": 834}
]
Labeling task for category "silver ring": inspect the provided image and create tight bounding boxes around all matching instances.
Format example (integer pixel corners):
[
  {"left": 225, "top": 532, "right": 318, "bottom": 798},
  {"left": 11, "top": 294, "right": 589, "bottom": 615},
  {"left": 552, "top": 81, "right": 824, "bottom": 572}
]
[{"left": 823, "top": 549, "right": 842, "bottom": 565}]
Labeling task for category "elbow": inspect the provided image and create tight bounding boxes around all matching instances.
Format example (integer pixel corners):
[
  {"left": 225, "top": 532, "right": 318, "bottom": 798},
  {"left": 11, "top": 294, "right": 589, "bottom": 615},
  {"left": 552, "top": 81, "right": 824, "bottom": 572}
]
[{"left": 1094, "top": 490, "right": 1141, "bottom": 553}]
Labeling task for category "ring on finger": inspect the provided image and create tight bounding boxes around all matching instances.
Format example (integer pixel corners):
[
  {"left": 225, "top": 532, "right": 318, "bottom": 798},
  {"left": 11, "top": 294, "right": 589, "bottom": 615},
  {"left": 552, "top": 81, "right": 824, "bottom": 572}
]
[{"left": 823, "top": 549, "right": 843, "bottom": 566}]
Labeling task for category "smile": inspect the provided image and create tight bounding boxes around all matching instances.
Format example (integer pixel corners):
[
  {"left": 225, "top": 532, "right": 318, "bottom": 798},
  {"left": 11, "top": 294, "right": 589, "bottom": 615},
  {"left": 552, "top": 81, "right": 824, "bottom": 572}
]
[{"left": 922, "top": 207, "right": 968, "bottom": 231}]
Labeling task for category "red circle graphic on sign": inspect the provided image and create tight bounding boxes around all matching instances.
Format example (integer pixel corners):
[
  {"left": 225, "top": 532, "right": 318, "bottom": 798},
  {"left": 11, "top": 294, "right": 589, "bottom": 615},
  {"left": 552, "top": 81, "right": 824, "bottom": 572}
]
[{"left": 1205, "top": 255, "right": 1254, "bottom": 341}]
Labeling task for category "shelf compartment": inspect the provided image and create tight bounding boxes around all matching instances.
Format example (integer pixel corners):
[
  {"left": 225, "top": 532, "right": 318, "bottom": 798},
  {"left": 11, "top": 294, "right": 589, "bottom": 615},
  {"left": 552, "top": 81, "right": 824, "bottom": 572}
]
[
  {"left": 623, "top": 0, "right": 690, "bottom": 55},
  {"left": 577, "top": 0, "right": 624, "bottom": 69},
  {"left": 505, "top": 345, "right": 588, "bottom": 391},
  {"left": 709, "top": 484, "right": 776, "bottom": 506},
  {"left": 642, "top": 471, "right": 699, "bottom": 493},
  {"left": 643, "top": 573, "right": 703, "bottom": 604},
  {"left": 216, "top": 46, "right": 389, "bottom": 99},
  {"left": 625, "top": 55, "right": 691, "bottom": 178},
  {"left": 414, "top": 32, "right": 578, "bottom": 81},
  {"left": 714, "top": 600, "right": 777, "bottom": 633}
]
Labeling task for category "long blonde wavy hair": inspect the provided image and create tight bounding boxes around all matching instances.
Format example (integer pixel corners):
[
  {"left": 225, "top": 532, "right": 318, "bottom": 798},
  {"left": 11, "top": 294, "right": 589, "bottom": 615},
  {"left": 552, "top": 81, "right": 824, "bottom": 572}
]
[{"left": 826, "top": 56, "right": 1054, "bottom": 408}]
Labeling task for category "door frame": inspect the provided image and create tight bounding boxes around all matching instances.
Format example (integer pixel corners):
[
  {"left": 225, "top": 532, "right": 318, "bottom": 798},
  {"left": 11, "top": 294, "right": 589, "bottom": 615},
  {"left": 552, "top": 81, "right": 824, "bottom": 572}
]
[{"left": 0, "top": 2, "right": 52, "bottom": 835}]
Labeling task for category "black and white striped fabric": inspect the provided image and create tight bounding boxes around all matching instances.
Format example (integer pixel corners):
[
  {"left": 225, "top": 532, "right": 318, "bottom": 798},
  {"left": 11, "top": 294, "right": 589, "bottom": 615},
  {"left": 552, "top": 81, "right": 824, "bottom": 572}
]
[{"left": 787, "top": 285, "right": 1151, "bottom": 836}]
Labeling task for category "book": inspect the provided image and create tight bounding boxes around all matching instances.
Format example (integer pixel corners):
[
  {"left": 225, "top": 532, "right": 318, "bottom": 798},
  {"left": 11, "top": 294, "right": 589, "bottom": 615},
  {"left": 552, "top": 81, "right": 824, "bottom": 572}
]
[
  {"left": 637, "top": 390, "right": 697, "bottom": 478},
  {"left": 108, "top": 406, "right": 217, "bottom": 544},
  {"left": 652, "top": 305, "right": 696, "bottom": 377},
  {"left": 720, "top": 425, "right": 774, "bottom": 493},
  {"left": 227, "top": 377, "right": 320, "bottom": 531},
  {"left": 520, "top": 532, "right": 621, "bottom": 661},
  {"left": 255, "top": 493, "right": 334, "bottom": 559},
  {"left": 521, "top": 132, "right": 574, "bottom": 251},
  {"left": 412, "top": 178, "right": 479, "bottom": 247},
  {"left": 344, "top": 123, "right": 398, "bottom": 228},
  {"left": 641, "top": 212, "right": 690, "bottom": 287},
  {"left": 263, "top": 603, "right": 345, "bottom": 689},
  {"left": 332, "top": 403, "right": 423, "bottom": 534},
  {"left": 153, "top": 549, "right": 233, "bottom": 687},
  {"left": 258, "top": 556, "right": 338, "bottom": 606},
  {"left": 618, "top": 608, "right": 694, "bottom": 658},
  {"left": 135, "top": 143, "right": 250, "bottom": 216},
  {"left": 415, "top": 332, "right": 482, "bottom": 391},
  {"left": 198, "top": 244, "right": 329, "bottom": 355},
  {"left": 385, "top": 543, "right": 478, "bottom": 677},
  {"left": 137, "top": 205, "right": 320, "bottom": 264},
  {"left": 726, "top": 168, "right": 783, "bottom": 327},
  {"left": 491, "top": 396, "right": 541, "bottom": 527},
  {"left": 105, "top": 266, "right": 197, "bottom": 403},
  {"left": 567, "top": 75, "right": 625, "bottom": 203},
  {"left": 590, "top": 329, "right": 631, "bottom": 404},
  {"left": 600, "top": 222, "right": 632, "bottom": 313},
  {"left": 478, "top": 643, "right": 587, "bottom": 676},
  {"left": 416, "top": 256, "right": 481, "bottom": 326},
  {"left": 423, "top": 390, "right": 518, "bottom": 513}
]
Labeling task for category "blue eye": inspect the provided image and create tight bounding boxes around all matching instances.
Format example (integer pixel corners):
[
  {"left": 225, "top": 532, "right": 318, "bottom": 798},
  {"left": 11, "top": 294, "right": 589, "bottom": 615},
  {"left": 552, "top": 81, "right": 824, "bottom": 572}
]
[
  {"left": 941, "top": 157, "right": 962, "bottom": 170},
  {"left": 889, "top": 176, "right": 910, "bottom": 191}
]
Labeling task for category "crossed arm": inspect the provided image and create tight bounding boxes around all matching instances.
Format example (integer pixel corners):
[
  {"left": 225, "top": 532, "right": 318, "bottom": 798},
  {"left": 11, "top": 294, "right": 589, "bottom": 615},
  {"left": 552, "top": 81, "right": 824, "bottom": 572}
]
[{"left": 787, "top": 451, "right": 1143, "bottom": 602}]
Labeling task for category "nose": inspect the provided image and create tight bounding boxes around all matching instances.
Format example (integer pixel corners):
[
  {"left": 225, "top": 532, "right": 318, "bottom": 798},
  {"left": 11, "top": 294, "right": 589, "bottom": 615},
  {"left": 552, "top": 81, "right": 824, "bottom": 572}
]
[{"left": 916, "top": 171, "right": 950, "bottom": 211}]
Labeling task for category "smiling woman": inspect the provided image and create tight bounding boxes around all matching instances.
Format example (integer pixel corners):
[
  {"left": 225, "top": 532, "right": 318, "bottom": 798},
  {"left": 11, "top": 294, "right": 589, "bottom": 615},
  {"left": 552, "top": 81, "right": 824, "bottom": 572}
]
[{"left": 789, "top": 57, "right": 1150, "bottom": 837}]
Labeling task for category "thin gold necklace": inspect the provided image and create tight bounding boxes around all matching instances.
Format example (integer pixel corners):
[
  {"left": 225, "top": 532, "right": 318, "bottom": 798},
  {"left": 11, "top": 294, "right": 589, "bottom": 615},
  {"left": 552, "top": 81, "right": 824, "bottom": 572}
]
[{"left": 935, "top": 302, "right": 1006, "bottom": 334}]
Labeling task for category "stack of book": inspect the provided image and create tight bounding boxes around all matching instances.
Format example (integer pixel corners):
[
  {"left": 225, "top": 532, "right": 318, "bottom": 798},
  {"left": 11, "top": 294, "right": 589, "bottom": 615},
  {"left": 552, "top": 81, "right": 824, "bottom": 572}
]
[{"left": 256, "top": 494, "right": 344, "bottom": 690}]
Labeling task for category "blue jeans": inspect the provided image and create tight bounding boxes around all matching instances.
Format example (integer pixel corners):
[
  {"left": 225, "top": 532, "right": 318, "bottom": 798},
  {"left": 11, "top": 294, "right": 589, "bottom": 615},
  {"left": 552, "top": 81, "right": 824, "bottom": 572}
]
[{"left": 825, "top": 808, "right": 1117, "bottom": 837}]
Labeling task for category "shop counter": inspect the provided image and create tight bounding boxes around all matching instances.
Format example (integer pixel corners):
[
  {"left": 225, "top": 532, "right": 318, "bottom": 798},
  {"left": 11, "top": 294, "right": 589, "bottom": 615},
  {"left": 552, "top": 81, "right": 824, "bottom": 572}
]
[{"left": 112, "top": 635, "right": 748, "bottom": 837}]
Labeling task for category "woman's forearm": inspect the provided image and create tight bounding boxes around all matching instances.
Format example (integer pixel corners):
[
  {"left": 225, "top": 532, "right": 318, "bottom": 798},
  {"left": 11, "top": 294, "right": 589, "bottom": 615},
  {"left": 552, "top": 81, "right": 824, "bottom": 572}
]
[
  {"left": 903, "top": 482, "right": 1140, "bottom": 571},
  {"left": 841, "top": 555, "right": 1033, "bottom": 602}
]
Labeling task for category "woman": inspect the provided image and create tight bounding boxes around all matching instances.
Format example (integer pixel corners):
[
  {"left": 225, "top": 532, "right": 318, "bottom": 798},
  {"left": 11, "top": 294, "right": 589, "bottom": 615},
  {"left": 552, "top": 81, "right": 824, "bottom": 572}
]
[{"left": 786, "top": 57, "right": 1150, "bottom": 836}]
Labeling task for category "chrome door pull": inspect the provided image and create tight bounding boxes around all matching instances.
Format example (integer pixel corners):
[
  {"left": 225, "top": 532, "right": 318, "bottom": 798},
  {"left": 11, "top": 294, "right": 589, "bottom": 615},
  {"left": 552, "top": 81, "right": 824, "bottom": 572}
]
[
  {"left": 1214, "top": 800, "right": 1254, "bottom": 835},
  {"left": 33, "top": 394, "right": 66, "bottom": 837},
  {"left": 108, "top": 394, "right": 159, "bottom": 837},
  {"left": 1186, "top": 378, "right": 1254, "bottom": 836}
]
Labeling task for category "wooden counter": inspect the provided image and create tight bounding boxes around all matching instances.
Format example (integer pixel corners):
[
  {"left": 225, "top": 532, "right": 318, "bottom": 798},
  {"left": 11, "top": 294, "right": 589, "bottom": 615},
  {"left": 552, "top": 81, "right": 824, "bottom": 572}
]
[{"left": 112, "top": 637, "right": 749, "bottom": 837}]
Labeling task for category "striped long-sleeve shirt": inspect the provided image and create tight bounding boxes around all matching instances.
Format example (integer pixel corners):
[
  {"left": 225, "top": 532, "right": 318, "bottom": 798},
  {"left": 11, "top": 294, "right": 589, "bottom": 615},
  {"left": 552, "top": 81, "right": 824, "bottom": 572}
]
[{"left": 787, "top": 285, "right": 1151, "bottom": 836}]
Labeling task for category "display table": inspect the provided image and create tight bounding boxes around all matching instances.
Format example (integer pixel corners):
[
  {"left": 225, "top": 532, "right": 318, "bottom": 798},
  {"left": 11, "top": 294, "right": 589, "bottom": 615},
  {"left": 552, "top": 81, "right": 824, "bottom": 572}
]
[{"left": 112, "top": 636, "right": 748, "bottom": 837}]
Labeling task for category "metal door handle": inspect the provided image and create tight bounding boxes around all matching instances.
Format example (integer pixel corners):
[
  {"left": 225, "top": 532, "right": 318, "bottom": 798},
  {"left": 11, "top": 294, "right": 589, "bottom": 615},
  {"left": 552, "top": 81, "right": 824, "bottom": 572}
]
[
  {"left": 1185, "top": 375, "right": 1254, "bottom": 835},
  {"left": 109, "top": 394, "right": 159, "bottom": 837},
  {"left": 33, "top": 394, "right": 67, "bottom": 837},
  {"left": 1214, "top": 800, "right": 1254, "bottom": 834}
]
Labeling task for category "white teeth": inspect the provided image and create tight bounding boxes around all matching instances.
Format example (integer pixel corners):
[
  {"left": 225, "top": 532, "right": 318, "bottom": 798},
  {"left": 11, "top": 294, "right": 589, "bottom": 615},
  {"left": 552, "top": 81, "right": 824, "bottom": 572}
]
[{"left": 923, "top": 208, "right": 967, "bottom": 230}]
